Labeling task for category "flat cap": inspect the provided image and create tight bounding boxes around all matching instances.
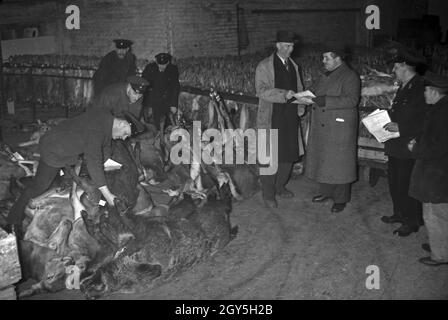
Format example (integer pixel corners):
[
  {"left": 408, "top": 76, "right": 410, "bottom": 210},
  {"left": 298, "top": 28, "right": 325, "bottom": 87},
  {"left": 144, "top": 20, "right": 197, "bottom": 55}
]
[
  {"left": 321, "top": 43, "right": 349, "bottom": 59},
  {"left": 126, "top": 75, "right": 149, "bottom": 94},
  {"left": 122, "top": 111, "right": 145, "bottom": 136},
  {"left": 113, "top": 39, "right": 133, "bottom": 49},
  {"left": 389, "top": 49, "right": 426, "bottom": 67},
  {"left": 155, "top": 53, "right": 172, "bottom": 65},
  {"left": 423, "top": 71, "right": 448, "bottom": 88}
]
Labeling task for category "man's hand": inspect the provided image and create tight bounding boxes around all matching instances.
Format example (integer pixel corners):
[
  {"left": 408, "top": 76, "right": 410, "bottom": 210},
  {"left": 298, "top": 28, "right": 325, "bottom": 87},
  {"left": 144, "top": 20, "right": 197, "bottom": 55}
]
[
  {"left": 383, "top": 122, "right": 399, "bottom": 133},
  {"left": 98, "top": 186, "right": 117, "bottom": 206},
  {"left": 170, "top": 106, "right": 177, "bottom": 114},
  {"left": 285, "top": 90, "right": 295, "bottom": 101},
  {"left": 293, "top": 91, "right": 315, "bottom": 105}
]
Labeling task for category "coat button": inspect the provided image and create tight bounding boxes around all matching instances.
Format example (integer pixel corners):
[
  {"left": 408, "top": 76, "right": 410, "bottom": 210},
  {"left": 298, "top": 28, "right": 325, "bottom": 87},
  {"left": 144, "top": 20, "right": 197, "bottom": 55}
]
[
  {"left": 321, "top": 124, "right": 325, "bottom": 127},
  {"left": 313, "top": 107, "right": 316, "bottom": 111}
]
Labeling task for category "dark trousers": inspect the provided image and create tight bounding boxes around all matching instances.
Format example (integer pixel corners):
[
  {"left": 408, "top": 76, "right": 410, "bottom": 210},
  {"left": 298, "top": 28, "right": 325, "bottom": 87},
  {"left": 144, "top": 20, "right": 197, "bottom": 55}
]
[
  {"left": 387, "top": 156, "right": 423, "bottom": 227},
  {"left": 7, "top": 160, "right": 59, "bottom": 225},
  {"left": 319, "top": 183, "right": 351, "bottom": 204},
  {"left": 260, "top": 162, "right": 293, "bottom": 200}
]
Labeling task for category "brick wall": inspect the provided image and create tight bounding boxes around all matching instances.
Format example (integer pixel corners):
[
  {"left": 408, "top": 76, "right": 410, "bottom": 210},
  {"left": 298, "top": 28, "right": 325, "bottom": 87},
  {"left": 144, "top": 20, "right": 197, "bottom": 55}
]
[{"left": 0, "top": 0, "right": 373, "bottom": 59}]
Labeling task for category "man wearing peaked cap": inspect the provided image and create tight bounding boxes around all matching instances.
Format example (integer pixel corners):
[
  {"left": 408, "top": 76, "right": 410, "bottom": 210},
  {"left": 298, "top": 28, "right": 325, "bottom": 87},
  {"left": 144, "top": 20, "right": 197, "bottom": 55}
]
[
  {"left": 92, "top": 39, "right": 137, "bottom": 95},
  {"left": 380, "top": 48, "right": 429, "bottom": 237},
  {"left": 408, "top": 71, "right": 448, "bottom": 266},
  {"left": 92, "top": 75, "right": 149, "bottom": 118},
  {"left": 141, "top": 52, "right": 180, "bottom": 131}
]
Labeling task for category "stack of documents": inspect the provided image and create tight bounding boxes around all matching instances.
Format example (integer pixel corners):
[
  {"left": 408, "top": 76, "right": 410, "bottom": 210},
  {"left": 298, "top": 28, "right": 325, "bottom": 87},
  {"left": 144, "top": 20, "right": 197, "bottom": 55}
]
[{"left": 361, "top": 109, "right": 400, "bottom": 143}]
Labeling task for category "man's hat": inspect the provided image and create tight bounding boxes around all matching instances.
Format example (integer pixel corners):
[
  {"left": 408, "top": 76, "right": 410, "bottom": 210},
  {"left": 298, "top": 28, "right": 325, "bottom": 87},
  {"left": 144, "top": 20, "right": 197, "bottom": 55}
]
[
  {"left": 423, "top": 71, "right": 448, "bottom": 89},
  {"left": 275, "top": 30, "right": 297, "bottom": 43},
  {"left": 113, "top": 39, "right": 133, "bottom": 49},
  {"left": 321, "top": 43, "right": 349, "bottom": 59},
  {"left": 126, "top": 75, "right": 149, "bottom": 94},
  {"left": 389, "top": 49, "right": 426, "bottom": 67},
  {"left": 155, "top": 53, "right": 172, "bottom": 65},
  {"left": 122, "top": 111, "right": 145, "bottom": 136}
]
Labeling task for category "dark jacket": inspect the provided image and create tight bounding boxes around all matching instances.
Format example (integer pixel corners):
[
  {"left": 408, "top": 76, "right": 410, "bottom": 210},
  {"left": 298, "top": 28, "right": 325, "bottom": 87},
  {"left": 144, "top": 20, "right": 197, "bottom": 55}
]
[
  {"left": 304, "top": 63, "right": 361, "bottom": 184},
  {"left": 91, "top": 82, "right": 142, "bottom": 117},
  {"left": 93, "top": 51, "right": 136, "bottom": 95},
  {"left": 384, "top": 75, "right": 428, "bottom": 158},
  {"left": 39, "top": 108, "right": 114, "bottom": 188},
  {"left": 141, "top": 62, "right": 180, "bottom": 122},
  {"left": 409, "top": 96, "right": 448, "bottom": 203}
]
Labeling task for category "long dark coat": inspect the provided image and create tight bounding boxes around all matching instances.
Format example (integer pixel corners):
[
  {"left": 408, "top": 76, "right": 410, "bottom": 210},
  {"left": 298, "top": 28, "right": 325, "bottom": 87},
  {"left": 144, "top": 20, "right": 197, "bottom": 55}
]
[
  {"left": 92, "top": 51, "right": 136, "bottom": 96},
  {"left": 304, "top": 63, "right": 360, "bottom": 184},
  {"left": 141, "top": 62, "right": 180, "bottom": 125},
  {"left": 255, "top": 54, "right": 306, "bottom": 160},
  {"left": 409, "top": 96, "right": 448, "bottom": 203},
  {"left": 39, "top": 108, "right": 113, "bottom": 188},
  {"left": 91, "top": 82, "right": 142, "bottom": 118}
]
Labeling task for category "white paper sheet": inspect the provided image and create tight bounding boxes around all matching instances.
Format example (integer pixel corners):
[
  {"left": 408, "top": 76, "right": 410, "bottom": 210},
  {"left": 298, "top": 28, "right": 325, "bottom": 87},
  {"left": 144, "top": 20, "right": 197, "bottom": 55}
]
[
  {"left": 104, "top": 158, "right": 122, "bottom": 171},
  {"left": 361, "top": 109, "right": 400, "bottom": 143}
]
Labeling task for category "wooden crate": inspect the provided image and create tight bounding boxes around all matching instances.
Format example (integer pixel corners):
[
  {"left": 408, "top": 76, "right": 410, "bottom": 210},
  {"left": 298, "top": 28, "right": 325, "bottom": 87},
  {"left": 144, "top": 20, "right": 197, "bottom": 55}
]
[
  {"left": 0, "top": 285, "right": 16, "bottom": 300},
  {"left": 358, "top": 137, "right": 388, "bottom": 162},
  {"left": 0, "top": 229, "right": 22, "bottom": 291}
]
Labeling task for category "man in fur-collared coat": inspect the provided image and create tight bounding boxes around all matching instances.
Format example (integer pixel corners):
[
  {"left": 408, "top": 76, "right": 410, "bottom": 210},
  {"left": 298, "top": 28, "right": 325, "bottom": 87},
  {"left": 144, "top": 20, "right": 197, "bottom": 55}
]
[
  {"left": 304, "top": 46, "right": 361, "bottom": 213},
  {"left": 255, "top": 30, "right": 311, "bottom": 209}
]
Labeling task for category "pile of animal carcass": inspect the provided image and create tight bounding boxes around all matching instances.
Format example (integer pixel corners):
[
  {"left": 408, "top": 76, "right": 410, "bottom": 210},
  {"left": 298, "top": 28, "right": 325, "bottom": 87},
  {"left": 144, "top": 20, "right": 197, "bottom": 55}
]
[{"left": 0, "top": 96, "right": 260, "bottom": 300}]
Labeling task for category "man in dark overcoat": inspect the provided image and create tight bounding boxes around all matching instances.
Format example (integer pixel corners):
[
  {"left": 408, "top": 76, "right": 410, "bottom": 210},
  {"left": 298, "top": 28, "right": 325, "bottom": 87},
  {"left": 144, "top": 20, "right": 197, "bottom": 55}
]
[
  {"left": 141, "top": 53, "right": 180, "bottom": 130},
  {"left": 3, "top": 108, "right": 144, "bottom": 234},
  {"left": 408, "top": 72, "right": 448, "bottom": 266},
  {"left": 92, "top": 39, "right": 137, "bottom": 96},
  {"left": 92, "top": 75, "right": 148, "bottom": 118},
  {"left": 381, "top": 50, "right": 428, "bottom": 237},
  {"left": 305, "top": 46, "right": 360, "bottom": 213},
  {"left": 255, "top": 30, "right": 312, "bottom": 209}
]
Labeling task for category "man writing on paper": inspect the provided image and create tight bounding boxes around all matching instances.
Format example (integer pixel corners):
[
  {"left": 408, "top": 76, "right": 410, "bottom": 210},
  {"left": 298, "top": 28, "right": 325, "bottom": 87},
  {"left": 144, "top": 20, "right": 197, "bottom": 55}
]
[
  {"left": 255, "top": 30, "right": 312, "bottom": 209},
  {"left": 305, "top": 45, "right": 361, "bottom": 213},
  {"left": 381, "top": 49, "right": 429, "bottom": 237},
  {"left": 2, "top": 108, "right": 144, "bottom": 235}
]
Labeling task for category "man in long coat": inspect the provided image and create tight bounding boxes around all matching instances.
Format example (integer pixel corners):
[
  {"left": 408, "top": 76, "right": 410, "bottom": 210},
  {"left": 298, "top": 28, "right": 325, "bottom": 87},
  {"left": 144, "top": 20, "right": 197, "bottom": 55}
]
[
  {"left": 141, "top": 53, "right": 180, "bottom": 130},
  {"left": 92, "top": 39, "right": 137, "bottom": 96},
  {"left": 305, "top": 46, "right": 361, "bottom": 213},
  {"left": 255, "top": 30, "right": 311, "bottom": 209},
  {"left": 381, "top": 50, "right": 428, "bottom": 237},
  {"left": 92, "top": 75, "right": 148, "bottom": 118},
  {"left": 408, "top": 72, "right": 448, "bottom": 266}
]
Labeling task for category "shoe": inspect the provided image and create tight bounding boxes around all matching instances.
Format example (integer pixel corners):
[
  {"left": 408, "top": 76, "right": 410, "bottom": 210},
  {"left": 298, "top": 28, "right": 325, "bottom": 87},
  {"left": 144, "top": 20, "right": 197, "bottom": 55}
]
[
  {"left": 393, "top": 225, "right": 419, "bottom": 237},
  {"left": 277, "top": 189, "right": 294, "bottom": 198},
  {"left": 331, "top": 203, "right": 346, "bottom": 213},
  {"left": 381, "top": 215, "right": 402, "bottom": 224},
  {"left": 421, "top": 243, "right": 431, "bottom": 253},
  {"left": 418, "top": 257, "right": 448, "bottom": 267},
  {"left": 312, "top": 195, "right": 331, "bottom": 203},
  {"left": 263, "top": 198, "right": 278, "bottom": 209}
]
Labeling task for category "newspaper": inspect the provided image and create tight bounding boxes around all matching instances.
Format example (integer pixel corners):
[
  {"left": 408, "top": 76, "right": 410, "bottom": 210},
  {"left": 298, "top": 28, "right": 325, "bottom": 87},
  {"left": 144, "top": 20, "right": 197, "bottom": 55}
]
[{"left": 361, "top": 109, "right": 400, "bottom": 143}]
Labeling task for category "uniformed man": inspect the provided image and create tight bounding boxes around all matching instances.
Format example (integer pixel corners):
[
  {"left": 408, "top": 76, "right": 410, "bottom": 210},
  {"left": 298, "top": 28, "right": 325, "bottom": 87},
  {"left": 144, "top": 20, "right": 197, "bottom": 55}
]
[
  {"left": 381, "top": 49, "right": 429, "bottom": 237},
  {"left": 141, "top": 53, "right": 180, "bottom": 130},
  {"left": 92, "top": 75, "right": 149, "bottom": 118},
  {"left": 92, "top": 39, "right": 137, "bottom": 96},
  {"left": 3, "top": 108, "right": 145, "bottom": 234}
]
